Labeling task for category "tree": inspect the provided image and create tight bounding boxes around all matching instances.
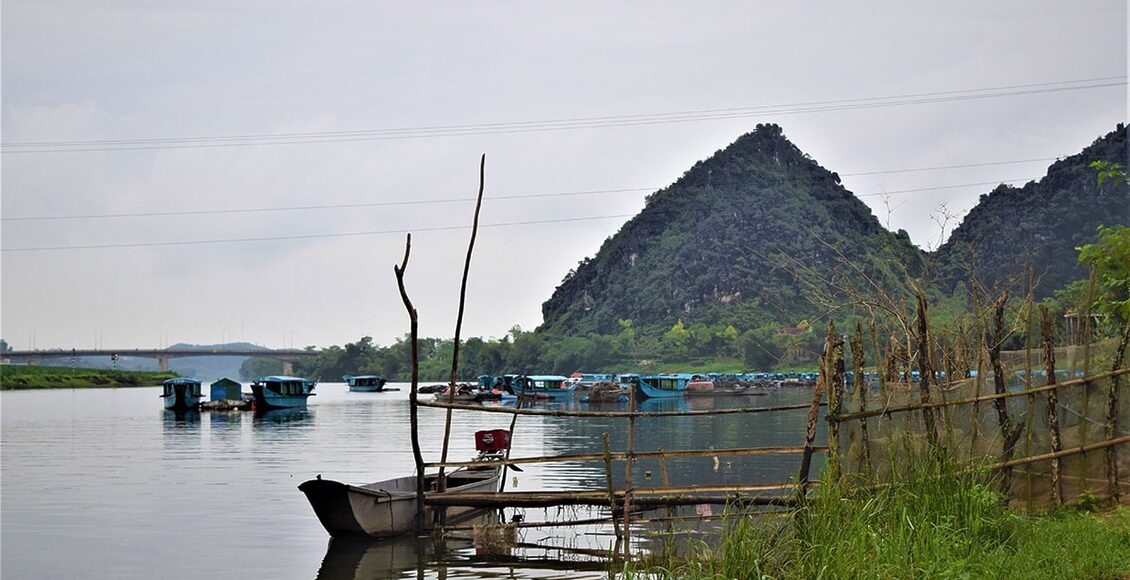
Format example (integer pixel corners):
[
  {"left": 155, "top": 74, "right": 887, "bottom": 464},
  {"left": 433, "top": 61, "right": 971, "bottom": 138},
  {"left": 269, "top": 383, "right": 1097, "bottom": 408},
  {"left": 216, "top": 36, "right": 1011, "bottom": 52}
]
[{"left": 1077, "top": 224, "right": 1130, "bottom": 323}]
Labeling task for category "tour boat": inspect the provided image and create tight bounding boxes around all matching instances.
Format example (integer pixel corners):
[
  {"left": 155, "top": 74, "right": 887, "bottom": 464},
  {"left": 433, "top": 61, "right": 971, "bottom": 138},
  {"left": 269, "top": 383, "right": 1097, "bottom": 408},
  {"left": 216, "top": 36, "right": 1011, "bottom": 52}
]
[
  {"left": 633, "top": 373, "right": 694, "bottom": 399},
  {"left": 249, "top": 375, "right": 316, "bottom": 409},
  {"left": 160, "top": 378, "right": 203, "bottom": 410},
  {"left": 511, "top": 375, "right": 577, "bottom": 400},
  {"left": 343, "top": 375, "right": 387, "bottom": 392}
]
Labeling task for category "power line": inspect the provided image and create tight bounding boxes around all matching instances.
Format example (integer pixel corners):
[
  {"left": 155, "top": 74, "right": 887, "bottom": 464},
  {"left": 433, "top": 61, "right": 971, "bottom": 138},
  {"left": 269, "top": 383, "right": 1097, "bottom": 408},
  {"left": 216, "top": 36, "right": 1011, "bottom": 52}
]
[
  {"left": 2, "top": 77, "right": 1122, "bottom": 153},
  {"left": 2, "top": 177, "right": 1036, "bottom": 253},
  {"left": 1, "top": 214, "right": 637, "bottom": 253},
  {"left": 1, "top": 187, "right": 656, "bottom": 222},
  {"left": 2, "top": 155, "right": 1057, "bottom": 222}
]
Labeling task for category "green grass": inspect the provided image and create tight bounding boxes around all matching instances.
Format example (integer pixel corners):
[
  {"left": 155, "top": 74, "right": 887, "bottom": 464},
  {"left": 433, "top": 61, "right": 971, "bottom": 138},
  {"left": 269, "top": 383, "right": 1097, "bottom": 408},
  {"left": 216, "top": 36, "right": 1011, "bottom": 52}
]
[
  {"left": 0, "top": 365, "right": 177, "bottom": 390},
  {"left": 631, "top": 452, "right": 1130, "bottom": 579}
]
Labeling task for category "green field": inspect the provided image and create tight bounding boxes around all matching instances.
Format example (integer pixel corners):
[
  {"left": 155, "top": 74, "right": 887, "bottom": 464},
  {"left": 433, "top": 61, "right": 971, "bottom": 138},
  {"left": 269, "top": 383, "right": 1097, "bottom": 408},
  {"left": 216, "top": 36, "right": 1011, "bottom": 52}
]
[{"left": 0, "top": 365, "right": 177, "bottom": 390}]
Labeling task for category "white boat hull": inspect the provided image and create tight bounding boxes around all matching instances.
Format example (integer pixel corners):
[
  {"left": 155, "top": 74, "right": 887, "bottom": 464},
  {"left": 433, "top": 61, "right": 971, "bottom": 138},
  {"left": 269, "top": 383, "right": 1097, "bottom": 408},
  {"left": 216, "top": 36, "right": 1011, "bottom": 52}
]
[{"left": 299, "top": 465, "right": 501, "bottom": 538}]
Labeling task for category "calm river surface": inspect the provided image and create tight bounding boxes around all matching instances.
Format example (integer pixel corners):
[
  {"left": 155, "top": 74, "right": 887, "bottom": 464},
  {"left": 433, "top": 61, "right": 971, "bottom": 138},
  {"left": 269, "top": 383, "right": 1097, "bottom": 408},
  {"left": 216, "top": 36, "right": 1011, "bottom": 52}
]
[{"left": 1, "top": 382, "right": 824, "bottom": 579}]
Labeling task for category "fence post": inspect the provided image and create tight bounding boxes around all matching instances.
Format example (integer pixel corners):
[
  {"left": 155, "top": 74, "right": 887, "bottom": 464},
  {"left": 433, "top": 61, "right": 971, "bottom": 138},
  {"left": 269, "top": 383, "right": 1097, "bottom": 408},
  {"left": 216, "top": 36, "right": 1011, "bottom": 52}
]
[
  {"left": 824, "top": 322, "right": 844, "bottom": 483},
  {"left": 1040, "top": 305, "right": 1064, "bottom": 506},
  {"left": 990, "top": 292, "right": 1022, "bottom": 501},
  {"left": 1107, "top": 321, "right": 1130, "bottom": 502},
  {"left": 915, "top": 292, "right": 940, "bottom": 450},
  {"left": 602, "top": 433, "right": 622, "bottom": 541},
  {"left": 851, "top": 322, "right": 872, "bottom": 474}
]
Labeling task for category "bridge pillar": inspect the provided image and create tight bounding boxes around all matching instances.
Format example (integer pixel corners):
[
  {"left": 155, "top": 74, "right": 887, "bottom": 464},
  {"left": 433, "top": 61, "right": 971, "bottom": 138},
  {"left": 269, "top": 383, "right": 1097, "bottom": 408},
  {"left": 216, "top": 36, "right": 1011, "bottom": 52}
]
[
  {"left": 158, "top": 356, "right": 169, "bottom": 372},
  {"left": 282, "top": 360, "right": 294, "bottom": 375}
]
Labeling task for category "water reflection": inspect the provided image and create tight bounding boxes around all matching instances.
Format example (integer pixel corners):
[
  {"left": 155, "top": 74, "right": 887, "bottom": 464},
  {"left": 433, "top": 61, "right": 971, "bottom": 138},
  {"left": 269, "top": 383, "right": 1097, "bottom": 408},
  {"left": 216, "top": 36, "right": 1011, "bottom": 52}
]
[
  {"left": 315, "top": 535, "right": 436, "bottom": 580},
  {"left": 162, "top": 408, "right": 201, "bottom": 428},
  {"left": 252, "top": 407, "right": 313, "bottom": 425}
]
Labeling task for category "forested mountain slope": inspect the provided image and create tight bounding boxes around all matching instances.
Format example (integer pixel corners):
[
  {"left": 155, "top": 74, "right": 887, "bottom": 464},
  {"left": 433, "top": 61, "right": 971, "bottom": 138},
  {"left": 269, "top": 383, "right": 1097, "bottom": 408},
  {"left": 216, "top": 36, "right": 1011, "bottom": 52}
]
[
  {"left": 539, "top": 124, "right": 926, "bottom": 337},
  {"left": 932, "top": 125, "right": 1128, "bottom": 299}
]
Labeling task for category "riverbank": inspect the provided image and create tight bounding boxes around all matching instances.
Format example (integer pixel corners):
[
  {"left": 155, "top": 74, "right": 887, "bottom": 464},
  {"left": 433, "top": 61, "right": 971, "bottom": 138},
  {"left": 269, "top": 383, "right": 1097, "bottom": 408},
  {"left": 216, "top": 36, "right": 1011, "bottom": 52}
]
[
  {"left": 0, "top": 365, "right": 177, "bottom": 390},
  {"left": 631, "top": 453, "right": 1130, "bottom": 579}
]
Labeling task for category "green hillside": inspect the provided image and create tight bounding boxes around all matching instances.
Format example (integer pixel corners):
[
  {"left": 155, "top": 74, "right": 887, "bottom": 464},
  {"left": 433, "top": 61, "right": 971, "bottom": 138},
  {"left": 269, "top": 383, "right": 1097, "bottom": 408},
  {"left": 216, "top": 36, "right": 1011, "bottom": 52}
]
[
  {"left": 539, "top": 123, "right": 926, "bottom": 338},
  {"left": 932, "top": 125, "right": 1128, "bottom": 298}
]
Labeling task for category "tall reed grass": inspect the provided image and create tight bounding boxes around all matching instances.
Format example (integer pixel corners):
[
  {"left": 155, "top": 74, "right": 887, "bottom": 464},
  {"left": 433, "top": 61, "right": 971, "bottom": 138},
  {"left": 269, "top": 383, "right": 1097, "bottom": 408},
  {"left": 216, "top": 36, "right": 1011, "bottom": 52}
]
[{"left": 630, "top": 447, "right": 1130, "bottom": 579}]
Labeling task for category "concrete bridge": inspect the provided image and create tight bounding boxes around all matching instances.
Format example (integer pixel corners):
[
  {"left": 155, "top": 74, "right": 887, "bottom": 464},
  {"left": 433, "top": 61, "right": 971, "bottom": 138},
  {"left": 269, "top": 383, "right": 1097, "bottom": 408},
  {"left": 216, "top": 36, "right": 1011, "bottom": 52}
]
[{"left": 1, "top": 348, "right": 317, "bottom": 374}]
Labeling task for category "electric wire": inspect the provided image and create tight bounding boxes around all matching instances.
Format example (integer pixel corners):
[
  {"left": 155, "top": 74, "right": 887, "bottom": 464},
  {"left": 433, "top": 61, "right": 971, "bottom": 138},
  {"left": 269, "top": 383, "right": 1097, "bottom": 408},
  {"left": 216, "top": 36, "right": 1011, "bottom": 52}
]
[
  {"left": 2, "top": 155, "right": 1057, "bottom": 222},
  {"left": 1, "top": 177, "right": 1037, "bottom": 253},
  {"left": 2, "top": 77, "right": 1123, "bottom": 153}
]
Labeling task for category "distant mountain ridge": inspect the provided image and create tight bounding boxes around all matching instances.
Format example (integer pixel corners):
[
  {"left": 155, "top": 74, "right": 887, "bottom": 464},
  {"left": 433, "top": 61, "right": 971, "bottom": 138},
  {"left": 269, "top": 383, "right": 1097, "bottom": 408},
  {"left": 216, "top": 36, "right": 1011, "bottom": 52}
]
[
  {"left": 539, "top": 123, "right": 926, "bottom": 336},
  {"left": 539, "top": 123, "right": 1128, "bottom": 337},
  {"left": 931, "top": 125, "right": 1129, "bottom": 299}
]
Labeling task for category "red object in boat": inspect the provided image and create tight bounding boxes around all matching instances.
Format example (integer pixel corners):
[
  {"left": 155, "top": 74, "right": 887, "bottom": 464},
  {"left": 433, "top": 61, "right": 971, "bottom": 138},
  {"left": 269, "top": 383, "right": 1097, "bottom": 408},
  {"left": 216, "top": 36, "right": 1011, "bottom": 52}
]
[
  {"left": 687, "top": 381, "right": 715, "bottom": 392},
  {"left": 475, "top": 429, "right": 510, "bottom": 452}
]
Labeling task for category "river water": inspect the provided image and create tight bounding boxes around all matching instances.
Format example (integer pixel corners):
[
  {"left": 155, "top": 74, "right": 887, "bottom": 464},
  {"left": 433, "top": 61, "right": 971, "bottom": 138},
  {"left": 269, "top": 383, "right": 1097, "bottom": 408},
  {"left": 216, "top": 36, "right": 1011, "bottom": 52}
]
[{"left": 1, "top": 382, "right": 824, "bottom": 579}]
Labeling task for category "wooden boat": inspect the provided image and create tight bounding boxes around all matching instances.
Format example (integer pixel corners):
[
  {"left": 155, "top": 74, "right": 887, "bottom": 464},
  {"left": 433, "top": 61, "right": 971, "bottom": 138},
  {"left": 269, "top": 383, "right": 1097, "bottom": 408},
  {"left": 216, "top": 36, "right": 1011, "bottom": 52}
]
[
  {"left": 160, "top": 378, "right": 203, "bottom": 410},
  {"left": 633, "top": 374, "right": 694, "bottom": 399},
  {"left": 250, "top": 375, "right": 316, "bottom": 409},
  {"left": 512, "top": 375, "right": 577, "bottom": 400},
  {"left": 344, "top": 375, "right": 387, "bottom": 392},
  {"left": 299, "top": 431, "right": 508, "bottom": 539}
]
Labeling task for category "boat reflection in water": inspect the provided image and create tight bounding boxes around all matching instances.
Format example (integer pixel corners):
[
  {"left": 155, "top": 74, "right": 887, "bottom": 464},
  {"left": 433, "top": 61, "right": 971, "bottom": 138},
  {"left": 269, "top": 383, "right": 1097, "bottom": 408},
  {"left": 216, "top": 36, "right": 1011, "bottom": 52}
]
[
  {"left": 251, "top": 407, "right": 312, "bottom": 425},
  {"left": 314, "top": 534, "right": 441, "bottom": 580},
  {"left": 313, "top": 512, "right": 492, "bottom": 580}
]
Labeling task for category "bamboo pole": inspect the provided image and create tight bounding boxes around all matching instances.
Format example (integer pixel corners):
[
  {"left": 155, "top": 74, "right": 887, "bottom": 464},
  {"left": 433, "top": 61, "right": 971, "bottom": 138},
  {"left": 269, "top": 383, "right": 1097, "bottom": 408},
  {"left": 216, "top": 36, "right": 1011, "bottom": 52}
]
[
  {"left": 435, "top": 155, "right": 487, "bottom": 515},
  {"left": 393, "top": 234, "right": 427, "bottom": 534},
  {"left": 497, "top": 395, "right": 521, "bottom": 494},
  {"left": 657, "top": 447, "right": 674, "bottom": 522},
  {"left": 798, "top": 369, "right": 828, "bottom": 490},
  {"left": 1080, "top": 269, "right": 1098, "bottom": 494},
  {"left": 824, "top": 322, "right": 844, "bottom": 483},
  {"left": 602, "top": 433, "right": 622, "bottom": 541},
  {"left": 851, "top": 322, "right": 872, "bottom": 474},
  {"left": 622, "top": 386, "right": 637, "bottom": 560},
  {"left": 1040, "top": 305, "right": 1064, "bottom": 505},
  {"left": 990, "top": 292, "right": 1022, "bottom": 500},
  {"left": 971, "top": 284, "right": 987, "bottom": 456},
  {"left": 418, "top": 399, "right": 821, "bottom": 417},
  {"left": 1107, "top": 320, "right": 1130, "bottom": 501},
  {"left": 426, "top": 483, "right": 804, "bottom": 508},
  {"left": 1024, "top": 273, "right": 1035, "bottom": 509},
  {"left": 987, "top": 435, "right": 1130, "bottom": 471},
  {"left": 828, "top": 369, "right": 1130, "bottom": 422},
  {"left": 915, "top": 291, "right": 940, "bottom": 449},
  {"left": 426, "top": 445, "right": 825, "bottom": 469}
]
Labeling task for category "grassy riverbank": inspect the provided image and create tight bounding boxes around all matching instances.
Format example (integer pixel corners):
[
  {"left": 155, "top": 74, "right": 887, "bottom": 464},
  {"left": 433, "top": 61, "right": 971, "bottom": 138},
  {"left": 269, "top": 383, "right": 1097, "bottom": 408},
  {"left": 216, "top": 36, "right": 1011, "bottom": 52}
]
[
  {"left": 632, "top": 455, "right": 1130, "bottom": 579},
  {"left": 0, "top": 365, "right": 177, "bottom": 390}
]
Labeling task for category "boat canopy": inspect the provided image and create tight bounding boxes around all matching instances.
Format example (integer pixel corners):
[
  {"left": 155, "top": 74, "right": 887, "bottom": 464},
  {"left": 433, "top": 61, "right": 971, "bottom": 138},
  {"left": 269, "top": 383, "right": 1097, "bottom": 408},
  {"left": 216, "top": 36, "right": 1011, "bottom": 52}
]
[
  {"left": 164, "top": 378, "right": 202, "bottom": 385},
  {"left": 527, "top": 375, "right": 569, "bottom": 381},
  {"left": 257, "top": 375, "right": 313, "bottom": 383}
]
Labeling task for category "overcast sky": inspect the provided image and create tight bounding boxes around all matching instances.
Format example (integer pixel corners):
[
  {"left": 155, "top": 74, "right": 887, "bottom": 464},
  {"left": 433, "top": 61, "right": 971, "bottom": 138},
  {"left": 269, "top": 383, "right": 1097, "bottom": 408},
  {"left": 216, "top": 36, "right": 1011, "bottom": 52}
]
[{"left": 2, "top": 1, "right": 1127, "bottom": 352}]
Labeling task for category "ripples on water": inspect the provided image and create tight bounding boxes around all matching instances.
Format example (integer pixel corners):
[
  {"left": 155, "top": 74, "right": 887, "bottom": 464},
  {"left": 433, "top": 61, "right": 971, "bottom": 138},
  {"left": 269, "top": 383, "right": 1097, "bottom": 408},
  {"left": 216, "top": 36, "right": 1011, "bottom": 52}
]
[{"left": 1, "top": 383, "right": 823, "bottom": 579}]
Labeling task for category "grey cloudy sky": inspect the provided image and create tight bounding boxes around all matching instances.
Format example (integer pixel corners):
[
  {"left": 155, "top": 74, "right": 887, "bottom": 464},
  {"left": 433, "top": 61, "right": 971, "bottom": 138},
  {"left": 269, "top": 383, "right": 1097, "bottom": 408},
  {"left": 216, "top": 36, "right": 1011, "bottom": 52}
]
[{"left": 2, "top": 1, "right": 1126, "bottom": 351}]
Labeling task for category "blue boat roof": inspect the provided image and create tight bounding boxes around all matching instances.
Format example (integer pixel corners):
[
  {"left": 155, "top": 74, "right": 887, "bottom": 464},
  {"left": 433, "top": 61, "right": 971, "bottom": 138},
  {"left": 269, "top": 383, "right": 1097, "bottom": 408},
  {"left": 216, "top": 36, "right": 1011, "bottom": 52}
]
[
  {"left": 345, "top": 374, "right": 382, "bottom": 379},
  {"left": 257, "top": 375, "right": 313, "bottom": 382},
  {"left": 527, "top": 375, "right": 569, "bottom": 381},
  {"left": 164, "top": 378, "right": 201, "bottom": 385}
]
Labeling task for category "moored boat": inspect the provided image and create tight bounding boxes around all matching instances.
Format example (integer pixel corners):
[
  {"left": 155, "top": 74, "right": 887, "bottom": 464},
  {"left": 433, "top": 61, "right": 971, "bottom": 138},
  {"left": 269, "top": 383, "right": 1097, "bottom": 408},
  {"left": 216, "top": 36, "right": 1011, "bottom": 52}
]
[
  {"left": 250, "top": 375, "right": 316, "bottom": 409},
  {"left": 299, "top": 431, "right": 508, "bottom": 538},
  {"left": 344, "top": 375, "right": 387, "bottom": 392},
  {"left": 512, "top": 375, "right": 577, "bottom": 400},
  {"left": 160, "top": 378, "right": 203, "bottom": 410},
  {"left": 633, "top": 373, "right": 694, "bottom": 399}
]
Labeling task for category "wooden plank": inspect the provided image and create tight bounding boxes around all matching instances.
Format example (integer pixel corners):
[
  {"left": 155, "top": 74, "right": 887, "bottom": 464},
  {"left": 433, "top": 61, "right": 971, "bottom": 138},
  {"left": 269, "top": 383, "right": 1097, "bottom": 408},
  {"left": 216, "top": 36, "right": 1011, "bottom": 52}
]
[
  {"left": 419, "top": 399, "right": 820, "bottom": 418},
  {"left": 425, "top": 445, "right": 826, "bottom": 469}
]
